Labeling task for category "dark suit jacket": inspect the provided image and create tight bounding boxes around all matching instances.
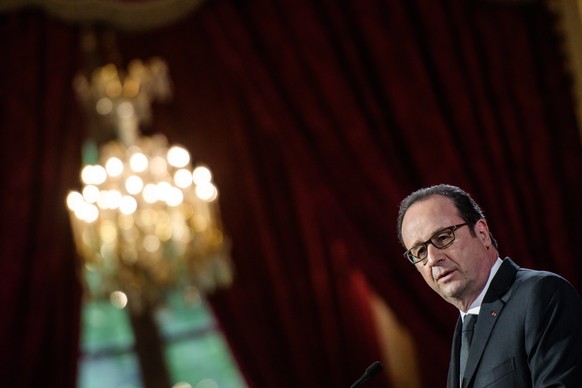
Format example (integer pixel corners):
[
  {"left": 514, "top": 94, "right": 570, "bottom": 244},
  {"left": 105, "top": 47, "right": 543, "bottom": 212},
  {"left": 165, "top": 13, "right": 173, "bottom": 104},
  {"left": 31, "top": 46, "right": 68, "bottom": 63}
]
[{"left": 447, "top": 258, "right": 582, "bottom": 388}]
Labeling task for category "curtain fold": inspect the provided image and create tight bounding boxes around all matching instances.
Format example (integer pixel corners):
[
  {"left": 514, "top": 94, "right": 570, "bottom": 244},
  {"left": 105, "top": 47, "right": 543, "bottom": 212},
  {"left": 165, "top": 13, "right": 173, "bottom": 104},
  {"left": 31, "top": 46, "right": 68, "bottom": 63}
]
[
  {"left": 0, "top": 11, "right": 84, "bottom": 387},
  {"left": 0, "top": 0, "right": 580, "bottom": 387}
]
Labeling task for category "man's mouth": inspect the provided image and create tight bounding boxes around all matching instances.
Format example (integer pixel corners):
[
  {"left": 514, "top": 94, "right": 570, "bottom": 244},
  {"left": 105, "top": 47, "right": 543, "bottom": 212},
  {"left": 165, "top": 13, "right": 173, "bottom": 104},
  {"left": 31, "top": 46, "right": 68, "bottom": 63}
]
[{"left": 436, "top": 269, "right": 455, "bottom": 283}]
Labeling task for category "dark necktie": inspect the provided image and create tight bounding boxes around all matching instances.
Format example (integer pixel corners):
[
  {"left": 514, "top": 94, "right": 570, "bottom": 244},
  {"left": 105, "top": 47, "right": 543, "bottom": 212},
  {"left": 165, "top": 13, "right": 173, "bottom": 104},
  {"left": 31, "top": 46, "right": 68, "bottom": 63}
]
[{"left": 460, "top": 314, "right": 478, "bottom": 380}]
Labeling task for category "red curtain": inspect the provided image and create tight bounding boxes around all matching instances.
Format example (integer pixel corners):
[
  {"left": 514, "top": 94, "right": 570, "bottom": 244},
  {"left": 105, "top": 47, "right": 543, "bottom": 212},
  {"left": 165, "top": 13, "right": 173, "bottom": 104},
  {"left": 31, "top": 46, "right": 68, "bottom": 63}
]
[{"left": 1, "top": 0, "right": 581, "bottom": 387}]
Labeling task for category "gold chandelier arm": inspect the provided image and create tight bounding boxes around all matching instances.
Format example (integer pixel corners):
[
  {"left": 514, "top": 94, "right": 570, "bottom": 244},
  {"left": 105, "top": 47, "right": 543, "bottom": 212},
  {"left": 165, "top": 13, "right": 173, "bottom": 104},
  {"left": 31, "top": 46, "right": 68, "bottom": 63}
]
[{"left": 0, "top": 0, "right": 208, "bottom": 31}]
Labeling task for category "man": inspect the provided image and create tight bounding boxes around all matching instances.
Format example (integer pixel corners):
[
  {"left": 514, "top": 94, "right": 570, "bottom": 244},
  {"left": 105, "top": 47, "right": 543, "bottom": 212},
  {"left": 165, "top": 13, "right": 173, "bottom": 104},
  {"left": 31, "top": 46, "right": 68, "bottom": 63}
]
[{"left": 397, "top": 184, "right": 582, "bottom": 388}]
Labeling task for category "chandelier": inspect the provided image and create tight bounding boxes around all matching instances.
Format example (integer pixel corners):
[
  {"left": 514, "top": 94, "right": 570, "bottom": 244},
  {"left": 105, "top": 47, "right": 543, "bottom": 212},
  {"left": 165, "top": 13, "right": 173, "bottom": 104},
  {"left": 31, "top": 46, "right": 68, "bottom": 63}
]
[{"left": 66, "top": 57, "right": 232, "bottom": 312}]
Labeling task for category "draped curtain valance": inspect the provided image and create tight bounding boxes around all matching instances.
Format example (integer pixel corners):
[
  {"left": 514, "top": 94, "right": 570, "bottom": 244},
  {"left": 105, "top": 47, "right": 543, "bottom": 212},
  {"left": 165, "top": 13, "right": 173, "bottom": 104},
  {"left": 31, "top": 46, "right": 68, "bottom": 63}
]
[{"left": 0, "top": 0, "right": 206, "bottom": 30}]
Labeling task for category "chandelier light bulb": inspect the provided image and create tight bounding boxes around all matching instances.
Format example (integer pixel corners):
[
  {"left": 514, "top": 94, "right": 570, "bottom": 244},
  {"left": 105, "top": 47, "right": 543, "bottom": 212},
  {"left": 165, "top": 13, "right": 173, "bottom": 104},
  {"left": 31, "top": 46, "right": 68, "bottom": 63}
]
[
  {"left": 142, "top": 183, "right": 159, "bottom": 203},
  {"left": 78, "top": 203, "right": 99, "bottom": 223},
  {"left": 80, "top": 166, "right": 92, "bottom": 184},
  {"left": 110, "top": 291, "right": 128, "bottom": 309},
  {"left": 166, "top": 187, "right": 184, "bottom": 207},
  {"left": 150, "top": 155, "right": 168, "bottom": 177},
  {"left": 119, "top": 195, "right": 138, "bottom": 215},
  {"left": 81, "top": 165, "right": 107, "bottom": 185},
  {"left": 167, "top": 146, "right": 190, "bottom": 168},
  {"left": 95, "top": 189, "right": 121, "bottom": 209},
  {"left": 195, "top": 183, "right": 217, "bottom": 202},
  {"left": 129, "top": 152, "right": 149, "bottom": 172},
  {"left": 96, "top": 97, "right": 113, "bottom": 115},
  {"left": 94, "top": 166, "right": 107, "bottom": 184},
  {"left": 105, "top": 157, "right": 124, "bottom": 177},
  {"left": 192, "top": 166, "right": 212, "bottom": 184},
  {"left": 82, "top": 185, "right": 100, "bottom": 203},
  {"left": 156, "top": 182, "right": 173, "bottom": 203},
  {"left": 125, "top": 175, "right": 144, "bottom": 195},
  {"left": 174, "top": 169, "right": 193, "bottom": 188},
  {"left": 66, "top": 191, "right": 84, "bottom": 211}
]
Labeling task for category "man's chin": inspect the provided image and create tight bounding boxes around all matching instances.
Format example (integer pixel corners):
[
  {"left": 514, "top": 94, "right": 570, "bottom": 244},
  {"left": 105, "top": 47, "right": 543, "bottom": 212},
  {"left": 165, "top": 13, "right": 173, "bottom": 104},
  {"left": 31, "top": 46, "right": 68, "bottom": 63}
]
[{"left": 438, "top": 282, "right": 465, "bottom": 301}]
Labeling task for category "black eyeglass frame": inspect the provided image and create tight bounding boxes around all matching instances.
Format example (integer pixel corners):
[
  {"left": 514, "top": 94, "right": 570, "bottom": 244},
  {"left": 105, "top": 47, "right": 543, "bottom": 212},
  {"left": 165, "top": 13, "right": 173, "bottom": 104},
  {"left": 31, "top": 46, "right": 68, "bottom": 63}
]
[{"left": 403, "top": 223, "right": 468, "bottom": 264}]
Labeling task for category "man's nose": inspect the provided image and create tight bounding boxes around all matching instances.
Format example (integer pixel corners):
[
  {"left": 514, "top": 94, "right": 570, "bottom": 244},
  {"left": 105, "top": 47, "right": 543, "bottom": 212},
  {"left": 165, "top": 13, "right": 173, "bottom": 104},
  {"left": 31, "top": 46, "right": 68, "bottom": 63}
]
[{"left": 425, "top": 243, "right": 444, "bottom": 266}]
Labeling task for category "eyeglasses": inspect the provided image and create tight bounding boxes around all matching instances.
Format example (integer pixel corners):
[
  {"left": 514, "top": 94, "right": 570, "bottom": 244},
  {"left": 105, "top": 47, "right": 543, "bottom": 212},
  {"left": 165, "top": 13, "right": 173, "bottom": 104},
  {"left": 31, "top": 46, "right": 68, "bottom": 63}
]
[{"left": 404, "top": 223, "right": 468, "bottom": 264}]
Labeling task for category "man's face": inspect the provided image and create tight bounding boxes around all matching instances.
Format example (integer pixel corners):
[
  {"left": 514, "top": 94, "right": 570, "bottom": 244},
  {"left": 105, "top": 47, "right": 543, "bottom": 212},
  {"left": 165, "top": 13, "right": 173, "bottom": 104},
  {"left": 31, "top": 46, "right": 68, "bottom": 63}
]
[{"left": 401, "top": 195, "right": 494, "bottom": 311}]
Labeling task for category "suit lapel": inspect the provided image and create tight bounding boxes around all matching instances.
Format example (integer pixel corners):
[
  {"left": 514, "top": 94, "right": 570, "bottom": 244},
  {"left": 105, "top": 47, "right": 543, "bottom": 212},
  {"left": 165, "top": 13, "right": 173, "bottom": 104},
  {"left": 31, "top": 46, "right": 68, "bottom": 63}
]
[
  {"left": 462, "top": 299, "right": 504, "bottom": 387},
  {"left": 461, "top": 258, "right": 519, "bottom": 388}
]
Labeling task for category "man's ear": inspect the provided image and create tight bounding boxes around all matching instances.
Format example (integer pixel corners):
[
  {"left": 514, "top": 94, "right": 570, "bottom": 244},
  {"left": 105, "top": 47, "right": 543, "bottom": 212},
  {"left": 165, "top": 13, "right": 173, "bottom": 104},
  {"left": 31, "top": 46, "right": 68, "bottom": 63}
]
[{"left": 475, "top": 220, "right": 491, "bottom": 247}]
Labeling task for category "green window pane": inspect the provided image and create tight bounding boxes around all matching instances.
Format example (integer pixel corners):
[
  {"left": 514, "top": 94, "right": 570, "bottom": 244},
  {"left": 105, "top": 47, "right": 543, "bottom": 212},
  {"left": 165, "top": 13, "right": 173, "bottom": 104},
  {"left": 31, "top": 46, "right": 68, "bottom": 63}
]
[
  {"left": 78, "top": 353, "right": 141, "bottom": 388},
  {"left": 78, "top": 292, "right": 246, "bottom": 388},
  {"left": 167, "top": 334, "right": 246, "bottom": 387}
]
